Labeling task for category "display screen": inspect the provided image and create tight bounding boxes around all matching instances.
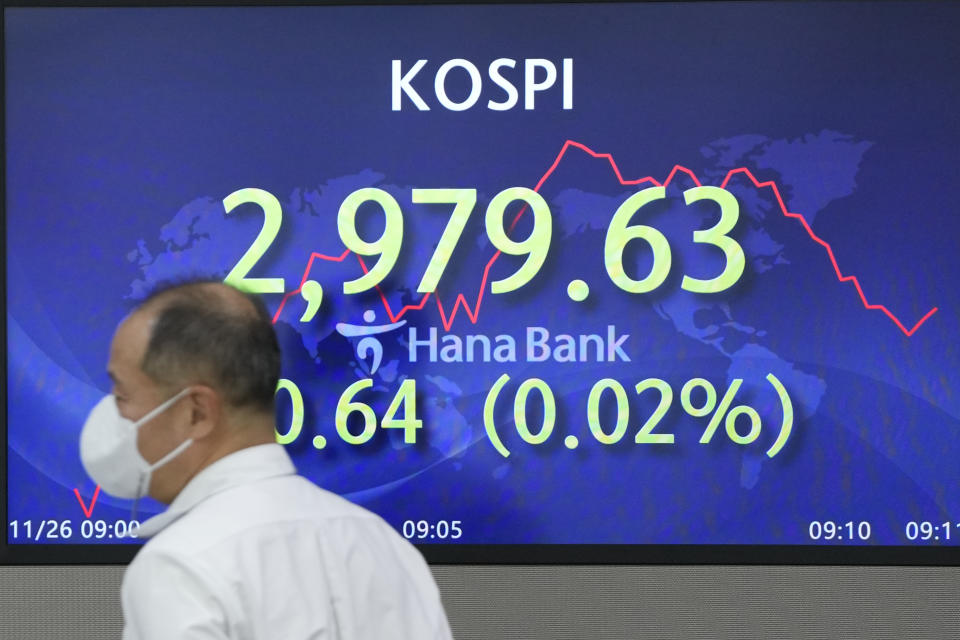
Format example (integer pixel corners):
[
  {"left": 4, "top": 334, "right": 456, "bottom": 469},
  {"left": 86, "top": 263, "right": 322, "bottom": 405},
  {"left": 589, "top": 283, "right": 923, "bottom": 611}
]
[{"left": 4, "top": 2, "right": 959, "bottom": 563}]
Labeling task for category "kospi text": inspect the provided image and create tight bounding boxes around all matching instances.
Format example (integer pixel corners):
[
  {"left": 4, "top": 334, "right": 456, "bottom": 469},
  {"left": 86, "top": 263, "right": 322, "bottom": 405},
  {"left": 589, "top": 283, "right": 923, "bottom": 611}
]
[{"left": 391, "top": 58, "right": 574, "bottom": 111}]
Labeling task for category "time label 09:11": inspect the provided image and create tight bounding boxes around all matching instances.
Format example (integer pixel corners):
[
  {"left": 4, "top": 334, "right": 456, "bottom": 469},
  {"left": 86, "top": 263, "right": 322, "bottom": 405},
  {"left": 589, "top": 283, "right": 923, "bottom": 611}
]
[
  {"left": 809, "top": 521, "right": 960, "bottom": 543},
  {"left": 904, "top": 521, "right": 959, "bottom": 542}
]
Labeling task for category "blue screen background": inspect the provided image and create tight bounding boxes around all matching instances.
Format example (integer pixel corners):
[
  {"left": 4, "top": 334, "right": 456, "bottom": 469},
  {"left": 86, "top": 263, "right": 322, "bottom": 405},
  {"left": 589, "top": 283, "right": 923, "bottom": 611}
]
[{"left": 6, "top": 2, "right": 959, "bottom": 545}]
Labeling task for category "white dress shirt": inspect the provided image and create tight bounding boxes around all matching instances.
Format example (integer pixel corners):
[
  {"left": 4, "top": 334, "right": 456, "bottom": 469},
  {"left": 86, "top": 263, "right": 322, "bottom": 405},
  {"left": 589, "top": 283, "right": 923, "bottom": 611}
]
[{"left": 121, "top": 443, "right": 453, "bottom": 640}]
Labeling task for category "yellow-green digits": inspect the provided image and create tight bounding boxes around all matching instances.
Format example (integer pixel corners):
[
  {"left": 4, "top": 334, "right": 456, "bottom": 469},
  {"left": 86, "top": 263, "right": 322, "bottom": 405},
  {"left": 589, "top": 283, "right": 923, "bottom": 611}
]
[
  {"left": 412, "top": 188, "right": 477, "bottom": 293},
  {"left": 513, "top": 378, "right": 556, "bottom": 444},
  {"left": 338, "top": 188, "right": 404, "bottom": 294},
  {"left": 604, "top": 186, "right": 672, "bottom": 293},
  {"left": 486, "top": 187, "right": 552, "bottom": 294},
  {"left": 480, "top": 373, "right": 793, "bottom": 457},
  {"left": 223, "top": 188, "right": 286, "bottom": 294},
  {"left": 681, "top": 186, "right": 745, "bottom": 293},
  {"left": 587, "top": 378, "right": 630, "bottom": 444},
  {"left": 381, "top": 378, "right": 422, "bottom": 443},
  {"left": 335, "top": 379, "right": 377, "bottom": 444},
  {"left": 274, "top": 378, "right": 304, "bottom": 445},
  {"left": 633, "top": 378, "right": 674, "bottom": 444}
]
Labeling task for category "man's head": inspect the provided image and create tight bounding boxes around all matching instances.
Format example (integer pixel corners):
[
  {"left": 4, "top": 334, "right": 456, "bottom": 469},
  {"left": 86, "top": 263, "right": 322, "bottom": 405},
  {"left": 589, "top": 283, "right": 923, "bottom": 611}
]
[{"left": 107, "top": 280, "right": 281, "bottom": 503}]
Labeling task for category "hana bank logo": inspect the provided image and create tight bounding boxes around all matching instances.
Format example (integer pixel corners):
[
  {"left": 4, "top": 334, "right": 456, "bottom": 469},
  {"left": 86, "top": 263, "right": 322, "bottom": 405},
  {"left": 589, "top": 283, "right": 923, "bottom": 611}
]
[
  {"left": 336, "top": 310, "right": 407, "bottom": 375},
  {"left": 392, "top": 58, "right": 573, "bottom": 111}
]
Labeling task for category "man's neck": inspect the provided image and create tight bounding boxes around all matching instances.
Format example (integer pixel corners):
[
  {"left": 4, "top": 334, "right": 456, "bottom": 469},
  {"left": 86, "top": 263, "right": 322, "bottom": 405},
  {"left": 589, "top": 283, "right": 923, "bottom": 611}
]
[{"left": 165, "top": 411, "right": 276, "bottom": 502}]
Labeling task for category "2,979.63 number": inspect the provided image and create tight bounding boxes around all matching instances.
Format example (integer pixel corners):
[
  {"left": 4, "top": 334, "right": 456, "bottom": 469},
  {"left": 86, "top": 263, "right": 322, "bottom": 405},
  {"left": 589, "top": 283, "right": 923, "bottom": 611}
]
[{"left": 223, "top": 185, "right": 744, "bottom": 297}]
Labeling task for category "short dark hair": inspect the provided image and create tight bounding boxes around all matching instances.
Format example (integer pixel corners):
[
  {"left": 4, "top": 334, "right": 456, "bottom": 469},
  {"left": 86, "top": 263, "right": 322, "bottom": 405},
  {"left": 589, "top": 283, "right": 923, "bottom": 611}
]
[{"left": 138, "top": 279, "right": 281, "bottom": 412}]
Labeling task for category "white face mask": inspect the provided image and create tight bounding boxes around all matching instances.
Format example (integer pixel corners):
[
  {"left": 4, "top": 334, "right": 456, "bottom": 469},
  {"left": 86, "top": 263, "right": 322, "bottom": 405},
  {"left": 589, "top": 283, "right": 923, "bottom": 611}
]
[{"left": 79, "top": 389, "right": 193, "bottom": 500}]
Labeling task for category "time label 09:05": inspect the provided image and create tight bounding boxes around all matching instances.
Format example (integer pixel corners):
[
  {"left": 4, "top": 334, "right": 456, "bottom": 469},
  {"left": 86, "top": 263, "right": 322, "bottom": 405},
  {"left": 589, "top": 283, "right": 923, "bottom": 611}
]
[
  {"left": 9, "top": 519, "right": 140, "bottom": 541},
  {"left": 401, "top": 520, "right": 463, "bottom": 541}
]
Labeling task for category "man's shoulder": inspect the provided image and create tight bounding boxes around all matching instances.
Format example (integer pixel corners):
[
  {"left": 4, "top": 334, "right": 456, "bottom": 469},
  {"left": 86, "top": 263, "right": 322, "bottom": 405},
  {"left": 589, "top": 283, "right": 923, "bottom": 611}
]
[
  {"left": 127, "top": 474, "right": 451, "bottom": 640},
  {"left": 132, "top": 472, "right": 441, "bottom": 609},
  {"left": 143, "top": 473, "right": 391, "bottom": 555}
]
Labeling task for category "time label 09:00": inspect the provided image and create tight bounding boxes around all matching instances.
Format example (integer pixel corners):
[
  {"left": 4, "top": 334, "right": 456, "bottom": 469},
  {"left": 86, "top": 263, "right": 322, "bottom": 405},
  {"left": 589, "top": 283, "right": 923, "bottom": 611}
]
[{"left": 9, "top": 519, "right": 141, "bottom": 542}]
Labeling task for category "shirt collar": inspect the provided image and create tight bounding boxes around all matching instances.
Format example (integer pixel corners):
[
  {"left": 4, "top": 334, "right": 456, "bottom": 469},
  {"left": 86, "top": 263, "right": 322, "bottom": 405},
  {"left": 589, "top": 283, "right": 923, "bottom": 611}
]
[{"left": 136, "top": 443, "right": 296, "bottom": 539}]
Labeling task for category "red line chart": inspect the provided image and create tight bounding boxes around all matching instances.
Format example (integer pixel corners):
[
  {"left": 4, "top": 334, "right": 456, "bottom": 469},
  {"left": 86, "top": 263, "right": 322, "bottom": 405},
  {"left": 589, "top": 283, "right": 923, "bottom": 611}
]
[
  {"left": 271, "top": 139, "right": 938, "bottom": 337},
  {"left": 71, "top": 141, "right": 940, "bottom": 516},
  {"left": 73, "top": 485, "right": 100, "bottom": 519}
]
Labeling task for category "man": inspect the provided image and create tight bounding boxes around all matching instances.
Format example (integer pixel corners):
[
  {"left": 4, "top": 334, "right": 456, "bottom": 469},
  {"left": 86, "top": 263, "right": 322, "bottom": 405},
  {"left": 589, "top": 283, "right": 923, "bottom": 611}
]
[{"left": 80, "top": 280, "right": 453, "bottom": 639}]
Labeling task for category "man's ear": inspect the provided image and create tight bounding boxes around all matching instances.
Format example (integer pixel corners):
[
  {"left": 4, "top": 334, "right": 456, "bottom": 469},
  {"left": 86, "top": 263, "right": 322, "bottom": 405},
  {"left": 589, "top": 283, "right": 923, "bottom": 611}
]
[{"left": 186, "top": 386, "right": 221, "bottom": 439}]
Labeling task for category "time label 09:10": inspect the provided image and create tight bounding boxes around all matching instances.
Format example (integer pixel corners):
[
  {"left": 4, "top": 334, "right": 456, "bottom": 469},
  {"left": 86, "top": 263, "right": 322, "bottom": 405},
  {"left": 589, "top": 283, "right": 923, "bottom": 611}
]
[{"left": 808, "top": 521, "right": 960, "bottom": 543}]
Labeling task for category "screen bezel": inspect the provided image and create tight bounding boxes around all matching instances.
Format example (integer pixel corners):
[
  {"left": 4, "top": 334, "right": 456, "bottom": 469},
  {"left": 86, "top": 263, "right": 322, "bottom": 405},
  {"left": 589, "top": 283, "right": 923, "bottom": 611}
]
[{"left": 3, "top": 0, "right": 959, "bottom": 567}]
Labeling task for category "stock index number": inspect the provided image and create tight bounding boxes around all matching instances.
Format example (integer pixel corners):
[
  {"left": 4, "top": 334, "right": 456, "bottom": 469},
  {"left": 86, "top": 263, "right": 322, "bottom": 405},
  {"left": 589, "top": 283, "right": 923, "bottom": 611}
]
[{"left": 223, "top": 185, "right": 745, "bottom": 298}]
